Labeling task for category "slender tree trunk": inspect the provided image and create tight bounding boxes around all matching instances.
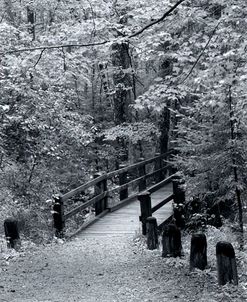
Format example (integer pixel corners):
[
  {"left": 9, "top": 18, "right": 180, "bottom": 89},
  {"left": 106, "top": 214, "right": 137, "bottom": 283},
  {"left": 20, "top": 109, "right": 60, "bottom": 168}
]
[
  {"left": 111, "top": 41, "right": 132, "bottom": 125},
  {"left": 111, "top": 42, "right": 132, "bottom": 161},
  {"left": 228, "top": 86, "right": 244, "bottom": 248},
  {"left": 4, "top": 0, "right": 15, "bottom": 25},
  {"left": 27, "top": 6, "right": 35, "bottom": 41},
  {"left": 159, "top": 102, "right": 170, "bottom": 154}
]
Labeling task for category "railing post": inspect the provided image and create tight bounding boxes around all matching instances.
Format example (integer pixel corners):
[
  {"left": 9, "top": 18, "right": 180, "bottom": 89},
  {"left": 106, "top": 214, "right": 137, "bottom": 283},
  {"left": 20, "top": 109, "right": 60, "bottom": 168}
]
[
  {"left": 216, "top": 241, "right": 238, "bottom": 285},
  {"left": 172, "top": 176, "right": 185, "bottom": 204},
  {"left": 119, "top": 164, "right": 128, "bottom": 201},
  {"left": 4, "top": 218, "right": 20, "bottom": 249},
  {"left": 53, "top": 195, "right": 65, "bottom": 238},
  {"left": 138, "top": 158, "right": 146, "bottom": 192},
  {"left": 162, "top": 224, "right": 182, "bottom": 257},
  {"left": 94, "top": 172, "right": 107, "bottom": 216},
  {"left": 155, "top": 152, "right": 163, "bottom": 182},
  {"left": 190, "top": 233, "right": 207, "bottom": 271},
  {"left": 146, "top": 217, "right": 158, "bottom": 250},
  {"left": 138, "top": 191, "right": 152, "bottom": 235},
  {"left": 172, "top": 176, "right": 186, "bottom": 228}
]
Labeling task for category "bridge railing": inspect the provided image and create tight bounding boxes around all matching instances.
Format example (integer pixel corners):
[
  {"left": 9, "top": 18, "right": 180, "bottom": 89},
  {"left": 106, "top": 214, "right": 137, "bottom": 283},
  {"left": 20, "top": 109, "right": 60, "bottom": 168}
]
[
  {"left": 137, "top": 173, "right": 185, "bottom": 235},
  {"left": 52, "top": 152, "right": 173, "bottom": 237}
]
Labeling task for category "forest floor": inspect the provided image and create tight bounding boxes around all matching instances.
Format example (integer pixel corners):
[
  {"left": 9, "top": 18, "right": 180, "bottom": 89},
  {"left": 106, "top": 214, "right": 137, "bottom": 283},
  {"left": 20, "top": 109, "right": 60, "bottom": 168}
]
[{"left": 0, "top": 226, "right": 247, "bottom": 302}]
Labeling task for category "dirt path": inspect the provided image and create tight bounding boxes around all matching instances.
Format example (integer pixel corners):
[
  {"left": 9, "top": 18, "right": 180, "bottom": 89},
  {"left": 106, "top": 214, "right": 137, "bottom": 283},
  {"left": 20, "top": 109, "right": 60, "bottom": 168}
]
[{"left": 0, "top": 231, "right": 246, "bottom": 302}]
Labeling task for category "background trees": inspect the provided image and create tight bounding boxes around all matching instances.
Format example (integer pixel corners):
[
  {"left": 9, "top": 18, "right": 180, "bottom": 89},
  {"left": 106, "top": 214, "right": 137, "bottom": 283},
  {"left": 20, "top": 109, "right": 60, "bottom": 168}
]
[{"left": 0, "top": 0, "right": 247, "bottom": 241}]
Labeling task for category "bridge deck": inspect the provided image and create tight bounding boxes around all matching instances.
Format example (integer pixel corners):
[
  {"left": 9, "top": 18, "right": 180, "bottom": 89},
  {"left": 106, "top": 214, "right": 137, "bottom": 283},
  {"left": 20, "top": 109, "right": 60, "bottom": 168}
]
[{"left": 81, "top": 183, "right": 173, "bottom": 237}]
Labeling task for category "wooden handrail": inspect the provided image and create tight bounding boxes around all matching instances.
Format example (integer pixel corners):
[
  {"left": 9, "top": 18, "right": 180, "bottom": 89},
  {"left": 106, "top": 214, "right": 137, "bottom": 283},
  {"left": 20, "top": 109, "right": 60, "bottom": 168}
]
[
  {"left": 151, "top": 194, "right": 174, "bottom": 214},
  {"left": 61, "top": 152, "right": 171, "bottom": 202},
  {"left": 64, "top": 192, "right": 108, "bottom": 219},
  {"left": 148, "top": 174, "right": 176, "bottom": 193},
  {"left": 53, "top": 151, "right": 175, "bottom": 236},
  {"left": 108, "top": 165, "right": 171, "bottom": 194},
  {"left": 64, "top": 165, "right": 172, "bottom": 219},
  {"left": 61, "top": 173, "right": 107, "bottom": 202}
]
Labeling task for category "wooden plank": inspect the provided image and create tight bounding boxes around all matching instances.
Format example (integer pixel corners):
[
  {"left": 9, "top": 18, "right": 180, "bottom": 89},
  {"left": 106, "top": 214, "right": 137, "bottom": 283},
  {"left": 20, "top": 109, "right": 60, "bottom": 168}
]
[
  {"left": 66, "top": 210, "right": 109, "bottom": 239},
  {"left": 80, "top": 185, "right": 173, "bottom": 237}
]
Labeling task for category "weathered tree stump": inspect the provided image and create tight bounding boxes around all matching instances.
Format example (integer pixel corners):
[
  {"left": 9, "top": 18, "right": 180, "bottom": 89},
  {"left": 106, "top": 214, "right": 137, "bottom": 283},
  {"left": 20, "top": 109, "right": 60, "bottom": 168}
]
[
  {"left": 216, "top": 241, "right": 238, "bottom": 285},
  {"left": 4, "top": 218, "right": 20, "bottom": 249},
  {"left": 162, "top": 224, "right": 182, "bottom": 257},
  {"left": 146, "top": 217, "right": 158, "bottom": 250},
  {"left": 190, "top": 233, "right": 207, "bottom": 270}
]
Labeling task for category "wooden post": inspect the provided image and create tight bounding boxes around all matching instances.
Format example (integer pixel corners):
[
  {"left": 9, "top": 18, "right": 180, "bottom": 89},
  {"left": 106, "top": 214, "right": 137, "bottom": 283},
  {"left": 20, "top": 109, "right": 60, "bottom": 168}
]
[
  {"left": 190, "top": 233, "right": 207, "bottom": 270},
  {"left": 172, "top": 177, "right": 186, "bottom": 228},
  {"left": 94, "top": 172, "right": 107, "bottom": 215},
  {"left": 155, "top": 152, "right": 163, "bottom": 182},
  {"left": 216, "top": 241, "right": 238, "bottom": 285},
  {"left": 172, "top": 177, "right": 185, "bottom": 204},
  {"left": 119, "top": 164, "right": 128, "bottom": 201},
  {"left": 138, "top": 191, "right": 152, "bottom": 235},
  {"left": 138, "top": 158, "right": 146, "bottom": 192},
  {"left": 53, "top": 195, "right": 65, "bottom": 238},
  {"left": 146, "top": 217, "right": 158, "bottom": 250},
  {"left": 4, "top": 218, "right": 20, "bottom": 249},
  {"left": 162, "top": 224, "right": 182, "bottom": 257}
]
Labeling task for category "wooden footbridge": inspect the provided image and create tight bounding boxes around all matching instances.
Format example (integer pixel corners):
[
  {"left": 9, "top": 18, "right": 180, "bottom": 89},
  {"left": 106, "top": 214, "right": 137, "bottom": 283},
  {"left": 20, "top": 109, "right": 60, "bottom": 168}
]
[{"left": 52, "top": 152, "right": 185, "bottom": 238}]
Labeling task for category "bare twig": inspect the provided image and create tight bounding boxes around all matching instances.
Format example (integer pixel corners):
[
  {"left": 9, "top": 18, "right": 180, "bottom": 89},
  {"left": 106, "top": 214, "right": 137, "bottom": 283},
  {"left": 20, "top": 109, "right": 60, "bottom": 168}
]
[
  {"left": 61, "top": 47, "right": 67, "bottom": 71},
  {"left": 34, "top": 48, "right": 46, "bottom": 68}
]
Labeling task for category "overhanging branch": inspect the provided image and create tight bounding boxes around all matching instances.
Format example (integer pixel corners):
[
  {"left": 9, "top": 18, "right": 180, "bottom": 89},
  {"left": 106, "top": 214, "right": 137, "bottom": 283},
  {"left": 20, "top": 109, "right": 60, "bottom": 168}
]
[
  {"left": 128, "top": 0, "right": 187, "bottom": 38},
  {"left": 0, "top": 0, "right": 187, "bottom": 55}
]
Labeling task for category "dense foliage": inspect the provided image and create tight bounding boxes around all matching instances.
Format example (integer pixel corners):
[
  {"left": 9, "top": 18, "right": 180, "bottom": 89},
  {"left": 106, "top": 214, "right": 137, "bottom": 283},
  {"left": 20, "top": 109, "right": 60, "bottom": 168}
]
[{"left": 0, "top": 0, "right": 246, "bottom": 241}]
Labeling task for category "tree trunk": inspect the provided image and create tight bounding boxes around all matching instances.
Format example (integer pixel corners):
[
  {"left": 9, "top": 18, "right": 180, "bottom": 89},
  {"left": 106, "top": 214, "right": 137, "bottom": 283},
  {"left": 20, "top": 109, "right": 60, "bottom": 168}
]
[
  {"left": 111, "top": 41, "right": 132, "bottom": 125},
  {"left": 27, "top": 6, "right": 35, "bottom": 41},
  {"left": 111, "top": 42, "right": 133, "bottom": 161},
  {"left": 228, "top": 87, "right": 244, "bottom": 248}
]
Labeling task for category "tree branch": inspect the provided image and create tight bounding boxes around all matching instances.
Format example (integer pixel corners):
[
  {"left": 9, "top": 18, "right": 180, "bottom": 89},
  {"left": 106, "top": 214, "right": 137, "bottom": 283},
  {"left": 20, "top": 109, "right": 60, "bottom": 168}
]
[
  {"left": 34, "top": 48, "right": 46, "bottom": 68},
  {"left": 180, "top": 20, "right": 221, "bottom": 84},
  {"left": 128, "top": 0, "right": 187, "bottom": 38},
  {"left": 0, "top": 0, "right": 187, "bottom": 55}
]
